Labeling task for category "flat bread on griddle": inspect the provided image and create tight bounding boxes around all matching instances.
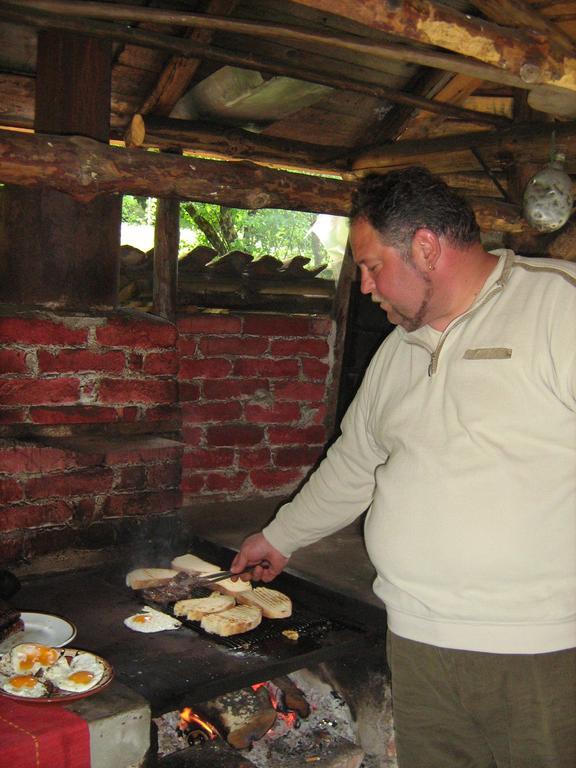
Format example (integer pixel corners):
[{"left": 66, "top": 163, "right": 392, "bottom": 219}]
[
  {"left": 173, "top": 593, "right": 235, "bottom": 621},
  {"left": 235, "top": 587, "right": 292, "bottom": 619},
  {"left": 200, "top": 604, "right": 262, "bottom": 637}
]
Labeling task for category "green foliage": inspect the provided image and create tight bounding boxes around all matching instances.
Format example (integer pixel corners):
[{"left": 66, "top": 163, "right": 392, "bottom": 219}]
[{"left": 121, "top": 196, "right": 147, "bottom": 225}]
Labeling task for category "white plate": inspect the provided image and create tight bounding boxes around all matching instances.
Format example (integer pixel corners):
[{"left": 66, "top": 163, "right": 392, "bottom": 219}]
[{"left": 3, "top": 613, "right": 77, "bottom": 649}]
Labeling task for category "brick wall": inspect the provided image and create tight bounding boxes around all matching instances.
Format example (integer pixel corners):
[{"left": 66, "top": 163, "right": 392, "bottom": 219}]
[
  {"left": 0, "top": 308, "right": 335, "bottom": 563},
  {"left": 178, "top": 313, "right": 334, "bottom": 504}
]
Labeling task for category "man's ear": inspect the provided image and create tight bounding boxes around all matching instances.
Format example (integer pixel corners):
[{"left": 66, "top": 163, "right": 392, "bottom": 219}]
[{"left": 411, "top": 228, "right": 441, "bottom": 272}]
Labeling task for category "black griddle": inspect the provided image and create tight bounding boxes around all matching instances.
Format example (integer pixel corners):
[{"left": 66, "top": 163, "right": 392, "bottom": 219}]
[{"left": 12, "top": 541, "right": 381, "bottom": 716}]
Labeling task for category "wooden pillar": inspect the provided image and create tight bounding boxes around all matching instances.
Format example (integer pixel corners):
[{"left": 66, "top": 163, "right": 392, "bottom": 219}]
[
  {"left": 153, "top": 197, "right": 180, "bottom": 320},
  {"left": 0, "top": 31, "right": 121, "bottom": 309}
]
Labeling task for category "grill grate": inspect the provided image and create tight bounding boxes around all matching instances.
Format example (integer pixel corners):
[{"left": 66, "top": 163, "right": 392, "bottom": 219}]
[{"left": 142, "top": 585, "right": 348, "bottom": 651}]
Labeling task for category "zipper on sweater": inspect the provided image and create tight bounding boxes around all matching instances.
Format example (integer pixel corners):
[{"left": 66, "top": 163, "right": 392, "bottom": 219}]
[{"left": 427, "top": 281, "right": 505, "bottom": 376}]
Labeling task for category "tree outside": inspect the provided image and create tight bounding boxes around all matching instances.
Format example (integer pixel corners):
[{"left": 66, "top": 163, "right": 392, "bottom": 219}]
[{"left": 121, "top": 196, "right": 347, "bottom": 279}]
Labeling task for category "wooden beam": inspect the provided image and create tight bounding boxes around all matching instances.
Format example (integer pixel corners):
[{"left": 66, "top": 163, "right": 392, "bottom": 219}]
[
  {"left": 0, "top": 2, "right": 509, "bottom": 127},
  {"left": 0, "top": 128, "right": 528, "bottom": 231},
  {"left": 139, "top": 0, "right": 239, "bottom": 116},
  {"left": 288, "top": 0, "right": 576, "bottom": 94},
  {"left": 124, "top": 115, "right": 349, "bottom": 173},
  {"left": 467, "top": 0, "right": 575, "bottom": 54},
  {"left": 352, "top": 119, "right": 576, "bottom": 172}
]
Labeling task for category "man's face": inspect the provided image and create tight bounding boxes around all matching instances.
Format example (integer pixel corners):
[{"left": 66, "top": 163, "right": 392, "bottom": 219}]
[{"left": 350, "top": 218, "right": 433, "bottom": 332}]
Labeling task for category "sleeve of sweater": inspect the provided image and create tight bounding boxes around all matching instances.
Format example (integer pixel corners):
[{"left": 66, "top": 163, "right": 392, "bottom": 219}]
[{"left": 262, "top": 348, "right": 390, "bottom": 557}]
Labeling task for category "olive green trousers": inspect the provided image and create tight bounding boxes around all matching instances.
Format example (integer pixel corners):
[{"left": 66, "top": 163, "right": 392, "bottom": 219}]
[{"left": 386, "top": 632, "right": 576, "bottom": 768}]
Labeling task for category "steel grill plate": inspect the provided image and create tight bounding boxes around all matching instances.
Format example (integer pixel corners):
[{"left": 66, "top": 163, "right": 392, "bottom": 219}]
[{"left": 144, "top": 586, "right": 344, "bottom": 651}]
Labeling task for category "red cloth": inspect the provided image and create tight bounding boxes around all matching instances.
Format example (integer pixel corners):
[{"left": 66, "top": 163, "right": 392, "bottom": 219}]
[{"left": 0, "top": 697, "right": 90, "bottom": 768}]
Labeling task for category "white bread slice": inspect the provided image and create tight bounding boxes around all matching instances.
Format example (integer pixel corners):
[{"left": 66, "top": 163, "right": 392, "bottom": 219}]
[
  {"left": 171, "top": 553, "right": 252, "bottom": 594},
  {"left": 235, "top": 587, "right": 292, "bottom": 619},
  {"left": 170, "top": 554, "right": 221, "bottom": 575},
  {"left": 173, "top": 593, "right": 235, "bottom": 621},
  {"left": 126, "top": 568, "right": 180, "bottom": 590},
  {"left": 200, "top": 604, "right": 262, "bottom": 637}
]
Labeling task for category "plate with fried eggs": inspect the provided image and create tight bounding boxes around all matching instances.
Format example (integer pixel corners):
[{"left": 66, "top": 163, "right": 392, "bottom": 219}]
[{"left": 0, "top": 643, "right": 113, "bottom": 702}]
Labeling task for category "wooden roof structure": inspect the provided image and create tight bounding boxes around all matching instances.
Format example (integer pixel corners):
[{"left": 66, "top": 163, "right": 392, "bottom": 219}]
[{"left": 2, "top": 0, "right": 576, "bottom": 268}]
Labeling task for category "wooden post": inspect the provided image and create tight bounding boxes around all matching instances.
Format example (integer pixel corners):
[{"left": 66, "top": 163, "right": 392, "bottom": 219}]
[
  {"left": 153, "top": 197, "right": 180, "bottom": 320},
  {"left": 0, "top": 30, "right": 121, "bottom": 309}
]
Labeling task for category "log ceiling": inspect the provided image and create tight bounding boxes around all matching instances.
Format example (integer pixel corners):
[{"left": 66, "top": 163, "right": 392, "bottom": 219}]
[{"left": 1, "top": 0, "right": 576, "bottom": 249}]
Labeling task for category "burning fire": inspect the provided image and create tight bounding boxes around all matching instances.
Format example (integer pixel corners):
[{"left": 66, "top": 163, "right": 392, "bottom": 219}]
[
  {"left": 252, "top": 681, "right": 299, "bottom": 729},
  {"left": 178, "top": 707, "right": 219, "bottom": 744}
]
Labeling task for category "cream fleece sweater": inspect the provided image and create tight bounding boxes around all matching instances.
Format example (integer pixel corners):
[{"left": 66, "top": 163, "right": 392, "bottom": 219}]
[{"left": 263, "top": 251, "right": 576, "bottom": 653}]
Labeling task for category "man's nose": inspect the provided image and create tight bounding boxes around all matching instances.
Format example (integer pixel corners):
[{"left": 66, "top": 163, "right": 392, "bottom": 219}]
[{"left": 359, "top": 270, "right": 374, "bottom": 294}]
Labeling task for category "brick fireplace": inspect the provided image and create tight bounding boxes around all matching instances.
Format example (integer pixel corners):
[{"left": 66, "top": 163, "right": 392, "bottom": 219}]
[{"left": 0, "top": 307, "right": 336, "bottom": 565}]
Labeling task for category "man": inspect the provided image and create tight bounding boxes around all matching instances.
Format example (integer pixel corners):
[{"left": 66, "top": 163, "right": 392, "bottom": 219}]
[{"left": 231, "top": 167, "right": 576, "bottom": 767}]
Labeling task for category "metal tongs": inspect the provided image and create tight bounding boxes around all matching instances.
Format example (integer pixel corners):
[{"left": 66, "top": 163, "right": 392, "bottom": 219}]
[{"left": 195, "top": 562, "right": 269, "bottom": 585}]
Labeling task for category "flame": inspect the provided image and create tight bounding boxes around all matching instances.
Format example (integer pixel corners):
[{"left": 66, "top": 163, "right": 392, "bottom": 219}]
[
  {"left": 251, "top": 681, "right": 299, "bottom": 729},
  {"left": 178, "top": 707, "right": 219, "bottom": 740}
]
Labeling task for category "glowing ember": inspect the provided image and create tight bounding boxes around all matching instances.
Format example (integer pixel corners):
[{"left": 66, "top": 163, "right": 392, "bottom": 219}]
[{"left": 178, "top": 707, "right": 219, "bottom": 743}]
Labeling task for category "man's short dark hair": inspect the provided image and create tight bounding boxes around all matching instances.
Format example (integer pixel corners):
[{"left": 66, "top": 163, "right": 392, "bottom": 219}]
[{"left": 349, "top": 167, "right": 481, "bottom": 251}]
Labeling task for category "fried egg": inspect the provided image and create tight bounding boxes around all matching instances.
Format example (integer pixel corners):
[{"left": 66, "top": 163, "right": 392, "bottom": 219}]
[
  {"left": 3, "top": 674, "right": 48, "bottom": 698},
  {"left": 10, "top": 643, "right": 61, "bottom": 675},
  {"left": 124, "top": 606, "right": 181, "bottom": 633},
  {"left": 46, "top": 653, "right": 105, "bottom": 693}
]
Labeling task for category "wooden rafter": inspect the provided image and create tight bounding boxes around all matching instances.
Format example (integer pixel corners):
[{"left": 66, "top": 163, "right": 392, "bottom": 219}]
[
  {"left": 0, "top": 2, "right": 511, "bottom": 127},
  {"left": 289, "top": 0, "right": 576, "bottom": 93},
  {"left": 139, "top": 0, "right": 239, "bottom": 117}
]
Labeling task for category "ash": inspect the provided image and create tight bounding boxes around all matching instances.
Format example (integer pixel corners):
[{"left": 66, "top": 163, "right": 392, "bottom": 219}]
[
  {"left": 245, "top": 669, "right": 358, "bottom": 767},
  {"left": 154, "top": 710, "right": 189, "bottom": 758}
]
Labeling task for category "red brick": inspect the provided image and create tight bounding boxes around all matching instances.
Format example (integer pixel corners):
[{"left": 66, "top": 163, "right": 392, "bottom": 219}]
[
  {"left": 143, "top": 405, "right": 181, "bottom": 423},
  {"left": 143, "top": 352, "right": 178, "bottom": 375},
  {"left": 25, "top": 468, "right": 113, "bottom": 500},
  {"left": 274, "top": 381, "right": 326, "bottom": 401},
  {"left": 0, "top": 349, "right": 28, "bottom": 374},
  {"left": 102, "top": 489, "right": 181, "bottom": 517},
  {"left": 177, "top": 338, "right": 197, "bottom": 356},
  {"left": 177, "top": 314, "right": 241, "bottom": 334},
  {"left": 307, "top": 404, "right": 327, "bottom": 425},
  {"left": 114, "top": 465, "right": 147, "bottom": 491},
  {"left": 179, "top": 382, "right": 201, "bottom": 402},
  {"left": 205, "top": 472, "right": 247, "bottom": 492},
  {"left": 302, "top": 359, "right": 330, "bottom": 381},
  {"left": 96, "top": 316, "right": 177, "bottom": 349},
  {"left": 242, "top": 315, "right": 311, "bottom": 336},
  {"left": 179, "top": 359, "right": 232, "bottom": 380},
  {"left": 181, "top": 474, "right": 206, "bottom": 494},
  {"left": 270, "top": 339, "right": 329, "bottom": 358},
  {"left": 0, "top": 317, "right": 88, "bottom": 346},
  {"left": 37, "top": 350, "right": 125, "bottom": 374},
  {"left": 72, "top": 498, "right": 100, "bottom": 525},
  {"left": 30, "top": 406, "right": 119, "bottom": 424},
  {"left": 0, "top": 478, "right": 23, "bottom": 504},
  {"left": 198, "top": 336, "right": 269, "bottom": 356},
  {"left": 0, "top": 378, "right": 80, "bottom": 405},
  {"left": 245, "top": 402, "right": 301, "bottom": 424},
  {"left": 249, "top": 468, "right": 303, "bottom": 491},
  {"left": 182, "top": 401, "right": 242, "bottom": 424},
  {"left": 0, "top": 502, "right": 72, "bottom": 533},
  {"left": 274, "top": 445, "right": 324, "bottom": 468},
  {"left": 0, "top": 444, "right": 99, "bottom": 474},
  {"left": 206, "top": 425, "right": 264, "bottom": 447},
  {"left": 128, "top": 353, "right": 144, "bottom": 372},
  {"left": 183, "top": 448, "right": 234, "bottom": 470},
  {"left": 232, "top": 358, "right": 299, "bottom": 378},
  {"left": 105, "top": 441, "right": 182, "bottom": 465},
  {"left": 202, "top": 378, "right": 268, "bottom": 400},
  {"left": 239, "top": 448, "right": 271, "bottom": 469},
  {"left": 97, "top": 379, "right": 176, "bottom": 404},
  {"left": 309, "top": 317, "right": 333, "bottom": 336},
  {"left": 147, "top": 462, "right": 181, "bottom": 487},
  {"left": 267, "top": 425, "right": 327, "bottom": 445},
  {"left": 0, "top": 408, "right": 26, "bottom": 424},
  {"left": 182, "top": 426, "right": 203, "bottom": 445},
  {"left": 0, "top": 536, "right": 25, "bottom": 562},
  {"left": 120, "top": 406, "right": 139, "bottom": 422}
]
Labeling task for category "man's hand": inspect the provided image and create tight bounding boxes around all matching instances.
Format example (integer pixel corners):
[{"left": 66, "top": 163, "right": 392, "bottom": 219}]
[{"left": 230, "top": 532, "right": 289, "bottom": 583}]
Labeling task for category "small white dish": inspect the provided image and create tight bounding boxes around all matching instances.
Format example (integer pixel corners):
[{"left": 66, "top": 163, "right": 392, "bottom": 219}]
[{"left": 16, "top": 612, "right": 77, "bottom": 648}]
